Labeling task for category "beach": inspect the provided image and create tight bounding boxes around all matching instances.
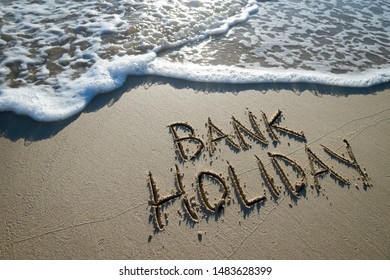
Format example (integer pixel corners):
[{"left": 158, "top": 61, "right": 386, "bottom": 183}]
[{"left": 1, "top": 79, "right": 389, "bottom": 259}]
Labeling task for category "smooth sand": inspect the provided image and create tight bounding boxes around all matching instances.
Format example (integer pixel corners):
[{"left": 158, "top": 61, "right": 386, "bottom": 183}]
[{"left": 1, "top": 78, "right": 390, "bottom": 259}]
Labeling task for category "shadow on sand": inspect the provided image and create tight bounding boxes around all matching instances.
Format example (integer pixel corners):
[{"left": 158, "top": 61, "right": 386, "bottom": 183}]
[{"left": 1, "top": 75, "right": 389, "bottom": 142}]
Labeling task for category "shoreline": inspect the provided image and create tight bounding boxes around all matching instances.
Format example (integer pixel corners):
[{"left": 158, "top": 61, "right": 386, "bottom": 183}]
[{"left": 1, "top": 79, "right": 390, "bottom": 259}]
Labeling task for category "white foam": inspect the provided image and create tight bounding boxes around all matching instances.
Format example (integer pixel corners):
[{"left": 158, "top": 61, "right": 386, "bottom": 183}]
[
  {"left": 1, "top": 0, "right": 390, "bottom": 122},
  {"left": 0, "top": 53, "right": 156, "bottom": 121},
  {"left": 1, "top": 53, "right": 390, "bottom": 122},
  {"left": 149, "top": 59, "right": 390, "bottom": 87}
]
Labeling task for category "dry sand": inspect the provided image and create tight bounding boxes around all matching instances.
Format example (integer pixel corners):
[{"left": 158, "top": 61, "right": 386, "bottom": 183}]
[{"left": 1, "top": 78, "right": 390, "bottom": 259}]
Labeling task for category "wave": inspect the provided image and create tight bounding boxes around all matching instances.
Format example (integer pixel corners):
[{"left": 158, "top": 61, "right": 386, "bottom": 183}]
[
  {"left": 1, "top": 52, "right": 390, "bottom": 122},
  {"left": 1, "top": 0, "right": 389, "bottom": 122}
]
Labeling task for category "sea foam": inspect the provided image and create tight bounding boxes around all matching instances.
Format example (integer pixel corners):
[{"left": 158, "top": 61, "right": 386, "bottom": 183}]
[
  {"left": 2, "top": 53, "right": 390, "bottom": 122},
  {"left": 0, "top": 0, "right": 389, "bottom": 122}
]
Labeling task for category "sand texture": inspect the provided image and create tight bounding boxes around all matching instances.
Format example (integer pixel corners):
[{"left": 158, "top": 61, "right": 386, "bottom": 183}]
[{"left": 1, "top": 79, "right": 390, "bottom": 259}]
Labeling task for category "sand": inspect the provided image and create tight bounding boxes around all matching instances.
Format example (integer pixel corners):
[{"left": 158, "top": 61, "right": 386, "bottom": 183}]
[{"left": 1, "top": 77, "right": 390, "bottom": 259}]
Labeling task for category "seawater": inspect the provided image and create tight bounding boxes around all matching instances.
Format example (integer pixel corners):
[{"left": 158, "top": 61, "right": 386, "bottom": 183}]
[{"left": 0, "top": 0, "right": 389, "bottom": 121}]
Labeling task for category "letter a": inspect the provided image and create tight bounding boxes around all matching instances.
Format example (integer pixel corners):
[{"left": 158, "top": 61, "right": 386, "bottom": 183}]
[{"left": 207, "top": 118, "right": 240, "bottom": 153}]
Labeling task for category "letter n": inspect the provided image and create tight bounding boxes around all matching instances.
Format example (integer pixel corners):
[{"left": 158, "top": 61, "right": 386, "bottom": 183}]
[{"left": 231, "top": 115, "right": 268, "bottom": 150}]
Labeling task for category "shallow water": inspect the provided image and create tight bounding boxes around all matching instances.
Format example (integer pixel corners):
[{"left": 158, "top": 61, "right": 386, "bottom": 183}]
[{"left": 0, "top": 0, "right": 389, "bottom": 121}]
